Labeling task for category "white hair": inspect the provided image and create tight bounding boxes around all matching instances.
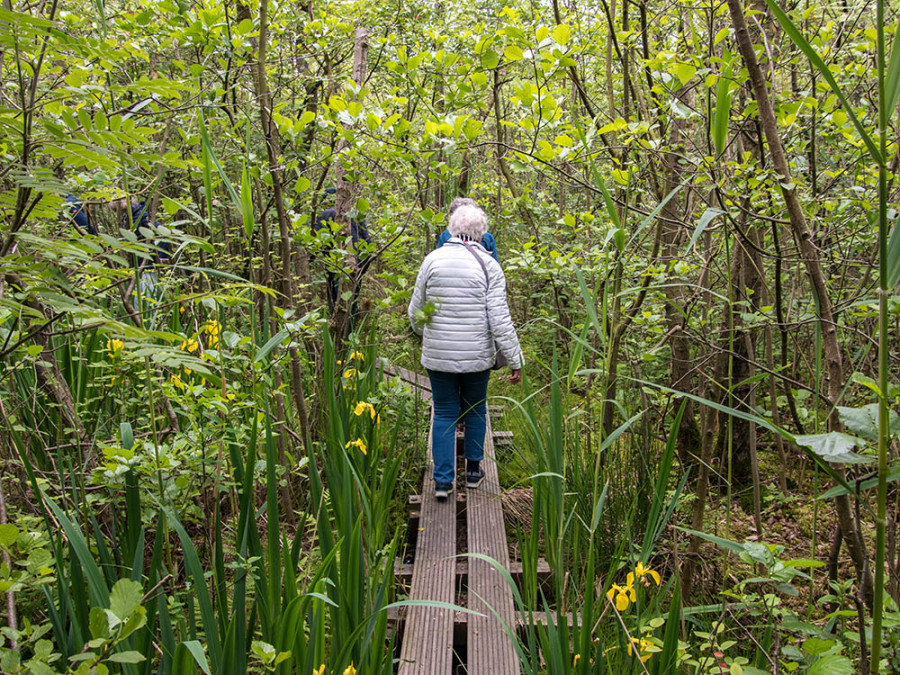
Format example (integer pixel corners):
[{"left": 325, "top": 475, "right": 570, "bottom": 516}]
[
  {"left": 448, "top": 204, "right": 488, "bottom": 241},
  {"left": 448, "top": 197, "right": 477, "bottom": 217}
]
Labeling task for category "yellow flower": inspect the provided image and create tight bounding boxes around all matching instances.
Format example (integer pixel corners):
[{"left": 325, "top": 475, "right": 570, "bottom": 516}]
[
  {"left": 346, "top": 439, "right": 367, "bottom": 456},
  {"left": 353, "top": 401, "right": 377, "bottom": 420},
  {"left": 634, "top": 561, "right": 661, "bottom": 586},
  {"left": 205, "top": 320, "right": 221, "bottom": 336},
  {"left": 107, "top": 339, "right": 124, "bottom": 356},
  {"left": 343, "top": 368, "right": 358, "bottom": 379},
  {"left": 606, "top": 582, "right": 636, "bottom": 611},
  {"left": 627, "top": 637, "right": 654, "bottom": 663},
  {"left": 342, "top": 664, "right": 356, "bottom": 675},
  {"left": 348, "top": 350, "right": 364, "bottom": 362},
  {"left": 179, "top": 305, "right": 185, "bottom": 313},
  {"left": 573, "top": 654, "right": 580, "bottom": 667},
  {"left": 171, "top": 374, "right": 185, "bottom": 389},
  {"left": 181, "top": 338, "right": 199, "bottom": 353},
  {"left": 313, "top": 666, "right": 325, "bottom": 675}
]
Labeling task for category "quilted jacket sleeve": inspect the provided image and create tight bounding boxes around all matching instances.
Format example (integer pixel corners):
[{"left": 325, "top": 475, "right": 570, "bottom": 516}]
[
  {"left": 485, "top": 259, "right": 523, "bottom": 369},
  {"left": 408, "top": 258, "right": 430, "bottom": 336}
]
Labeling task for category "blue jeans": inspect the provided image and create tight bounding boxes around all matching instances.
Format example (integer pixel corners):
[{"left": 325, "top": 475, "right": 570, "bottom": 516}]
[{"left": 427, "top": 369, "right": 490, "bottom": 485}]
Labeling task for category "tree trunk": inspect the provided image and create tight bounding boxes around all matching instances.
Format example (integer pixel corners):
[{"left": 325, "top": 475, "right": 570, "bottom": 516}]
[
  {"left": 247, "top": 0, "right": 312, "bottom": 465},
  {"left": 725, "top": 0, "right": 872, "bottom": 600}
]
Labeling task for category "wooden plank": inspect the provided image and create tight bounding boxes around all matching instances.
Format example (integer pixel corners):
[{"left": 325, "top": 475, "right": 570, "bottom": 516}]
[
  {"left": 398, "top": 409, "right": 456, "bottom": 675},
  {"left": 378, "top": 359, "right": 432, "bottom": 393},
  {"left": 492, "top": 430, "right": 514, "bottom": 447},
  {"left": 466, "top": 415, "right": 520, "bottom": 674},
  {"left": 395, "top": 558, "right": 552, "bottom": 587}
]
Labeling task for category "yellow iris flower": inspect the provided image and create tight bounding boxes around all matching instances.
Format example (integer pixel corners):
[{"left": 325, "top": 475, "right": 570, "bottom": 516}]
[
  {"left": 107, "top": 339, "right": 124, "bottom": 356},
  {"left": 353, "top": 401, "right": 377, "bottom": 420},
  {"left": 348, "top": 350, "right": 364, "bottom": 362},
  {"left": 181, "top": 338, "right": 199, "bottom": 353},
  {"left": 634, "top": 561, "right": 661, "bottom": 586},
  {"left": 606, "top": 582, "right": 636, "bottom": 611},
  {"left": 313, "top": 666, "right": 325, "bottom": 675},
  {"left": 627, "top": 637, "right": 654, "bottom": 663},
  {"left": 345, "top": 439, "right": 367, "bottom": 456},
  {"left": 342, "top": 664, "right": 356, "bottom": 675}
]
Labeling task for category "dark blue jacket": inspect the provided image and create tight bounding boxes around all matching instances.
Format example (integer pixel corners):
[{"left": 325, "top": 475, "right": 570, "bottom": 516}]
[
  {"left": 313, "top": 208, "right": 371, "bottom": 248},
  {"left": 121, "top": 201, "right": 171, "bottom": 265},
  {"left": 65, "top": 195, "right": 95, "bottom": 235},
  {"left": 436, "top": 229, "right": 498, "bottom": 262}
]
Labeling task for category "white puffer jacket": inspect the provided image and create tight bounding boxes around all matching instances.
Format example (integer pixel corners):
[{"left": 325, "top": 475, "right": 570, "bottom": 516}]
[{"left": 408, "top": 238, "right": 523, "bottom": 373}]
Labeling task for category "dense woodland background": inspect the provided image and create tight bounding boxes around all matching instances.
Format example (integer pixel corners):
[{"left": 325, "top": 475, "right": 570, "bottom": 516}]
[{"left": 1, "top": 0, "right": 899, "bottom": 671}]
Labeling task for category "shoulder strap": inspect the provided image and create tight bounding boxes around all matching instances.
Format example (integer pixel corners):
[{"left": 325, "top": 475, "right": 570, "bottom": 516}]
[{"left": 461, "top": 241, "right": 490, "bottom": 290}]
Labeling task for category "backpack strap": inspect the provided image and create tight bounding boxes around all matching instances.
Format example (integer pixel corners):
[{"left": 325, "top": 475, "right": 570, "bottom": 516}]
[{"left": 461, "top": 240, "right": 490, "bottom": 290}]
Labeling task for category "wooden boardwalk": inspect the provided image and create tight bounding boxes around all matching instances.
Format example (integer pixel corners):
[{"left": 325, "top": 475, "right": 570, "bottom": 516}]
[
  {"left": 384, "top": 361, "right": 522, "bottom": 675},
  {"left": 397, "top": 408, "right": 457, "bottom": 674},
  {"left": 466, "top": 414, "right": 519, "bottom": 673}
]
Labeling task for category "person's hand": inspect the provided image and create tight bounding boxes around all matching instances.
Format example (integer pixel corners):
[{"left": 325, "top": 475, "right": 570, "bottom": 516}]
[{"left": 509, "top": 369, "right": 522, "bottom": 385}]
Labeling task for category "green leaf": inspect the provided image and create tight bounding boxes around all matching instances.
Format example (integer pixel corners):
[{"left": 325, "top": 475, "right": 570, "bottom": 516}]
[
  {"left": 240, "top": 163, "right": 254, "bottom": 239},
  {"left": 794, "top": 432, "right": 872, "bottom": 464},
  {"left": 480, "top": 50, "right": 499, "bottom": 69},
  {"left": 820, "top": 463, "right": 900, "bottom": 499},
  {"left": 89, "top": 606, "right": 110, "bottom": 640},
  {"left": 175, "top": 641, "right": 211, "bottom": 675},
  {"left": 504, "top": 44, "right": 523, "bottom": 61},
  {"left": 0, "top": 523, "right": 18, "bottom": 547},
  {"left": 678, "top": 528, "right": 746, "bottom": 553},
  {"left": 553, "top": 24, "right": 571, "bottom": 46},
  {"left": 254, "top": 329, "right": 288, "bottom": 363},
  {"left": 887, "top": 219, "right": 900, "bottom": 287},
  {"left": 670, "top": 62, "right": 697, "bottom": 86},
  {"left": 885, "top": 20, "right": 900, "bottom": 115},
  {"left": 107, "top": 651, "right": 146, "bottom": 664},
  {"left": 120, "top": 422, "right": 134, "bottom": 450},
  {"left": 687, "top": 208, "right": 724, "bottom": 252},
  {"left": 109, "top": 578, "right": 143, "bottom": 620},
  {"left": 764, "top": 0, "right": 881, "bottom": 163},
  {"left": 42, "top": 494, "right": 109, "bottom": 608},
  {"left": 355, "top": 197, "right": 370, "bottom": 213},
  {"left": 712, "top": 62, "right": 734, "bottom": 155},
  {"left": 802, "top": 638, "right": 836, "bottom": 656},
  {"left": 806, "top": 654, "right": 853, "bottom": 675},
  {"left": 838, "top": 403, "right": 900, "bottom": 440}
]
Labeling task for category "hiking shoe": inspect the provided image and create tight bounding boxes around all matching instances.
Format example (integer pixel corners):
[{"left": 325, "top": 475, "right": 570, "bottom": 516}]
[
  {"left": 465, "top": 466, "right": 485, "bottom": 489},
  {"left": 435, "top": 482, "right": 453, "bottom": 501}
]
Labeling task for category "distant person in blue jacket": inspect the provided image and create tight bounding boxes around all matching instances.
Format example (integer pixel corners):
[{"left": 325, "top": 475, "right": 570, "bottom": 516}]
[
  {"left": 111, "top": 197, "right": 172, "bottom": 266},
  {"left": 312, "top": 188, "right": 372, "bottom": 320},
  {"left": 436, "top": 197, "right": 498, "bottom": 262},
  {"left": 64, "top": 194, "right": 96, "bottom": 235}
]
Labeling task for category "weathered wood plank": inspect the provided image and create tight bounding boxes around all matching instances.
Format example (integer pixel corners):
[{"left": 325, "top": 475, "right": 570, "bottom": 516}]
[
  {"left": 378, "top": 359, "right": 432, "bottom": 394},
  {"left": 466, "top": 415, "right": 521, "bottom": 674},
  {"left": 398, "top": 409, "right": 456, "bottom": 675},
  {"left": 395, "top": 558, "right": 551, "bottom": 587}
]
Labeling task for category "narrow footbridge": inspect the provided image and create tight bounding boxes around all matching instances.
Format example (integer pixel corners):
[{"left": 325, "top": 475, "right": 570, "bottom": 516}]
[{"left": 382, "top": 363, "right": 547, "bottom": 674}]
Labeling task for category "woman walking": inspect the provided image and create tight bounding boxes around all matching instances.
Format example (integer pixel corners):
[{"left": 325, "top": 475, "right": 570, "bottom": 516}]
[{"left": 408, "top": 204, "right": 523, "bottom": 500}]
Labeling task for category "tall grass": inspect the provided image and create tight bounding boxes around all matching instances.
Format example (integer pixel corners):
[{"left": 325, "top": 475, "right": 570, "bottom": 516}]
[{"left": 503, "top": 349, "right": 686, "bottom": 672}]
